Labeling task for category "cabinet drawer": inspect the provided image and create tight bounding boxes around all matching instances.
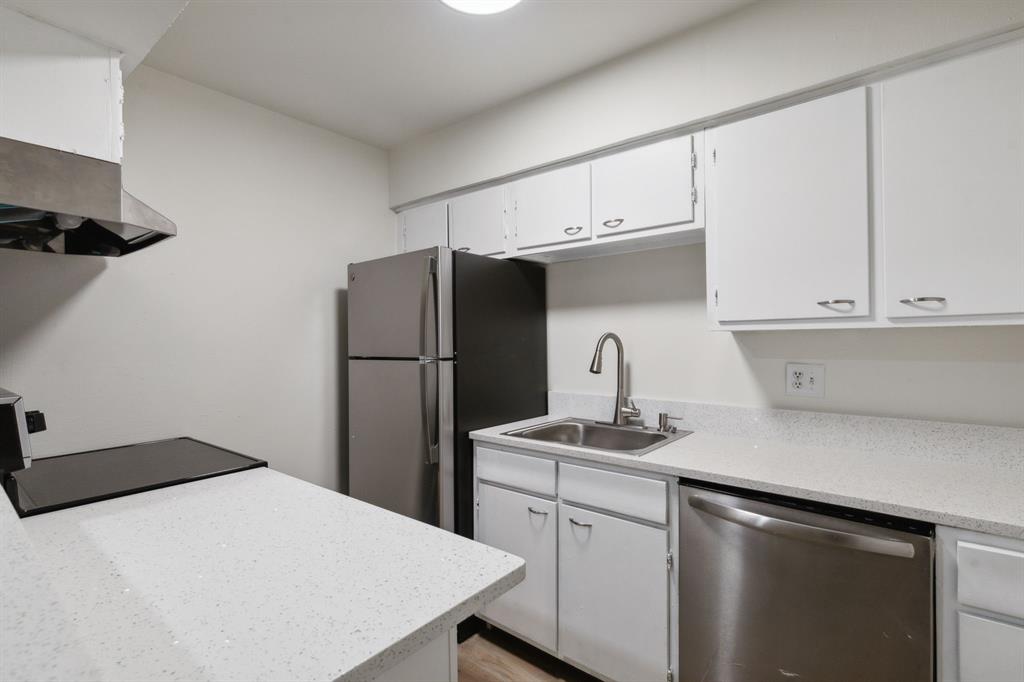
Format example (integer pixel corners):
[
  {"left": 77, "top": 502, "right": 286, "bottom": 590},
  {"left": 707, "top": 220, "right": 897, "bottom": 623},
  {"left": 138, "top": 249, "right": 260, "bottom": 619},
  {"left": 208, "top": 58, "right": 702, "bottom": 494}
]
[
  {"left": 958, "top": 541, "right": 1024, "bottom": 619},
  {"left": 476, "top": 447, "right": 555, "bottom": 497},
  {"left": 959, "top": 612, "right": 1024, "bottom": 682},
  {"left": 558, "top": 463, "right": 666, "bottom": 524}
]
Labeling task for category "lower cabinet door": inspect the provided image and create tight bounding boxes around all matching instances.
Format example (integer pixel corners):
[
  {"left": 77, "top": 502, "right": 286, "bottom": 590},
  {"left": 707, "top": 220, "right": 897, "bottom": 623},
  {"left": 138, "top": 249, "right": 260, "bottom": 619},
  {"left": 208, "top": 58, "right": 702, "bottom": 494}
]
[
  {"left": 958, "top": 612, "right": 1024, "bottom": 682},
  {"left": 558, "top": 503, "right": 669, "bottom": 682},
  {"left": 476, "top": 483, "right": 557, "bottom": 651}
]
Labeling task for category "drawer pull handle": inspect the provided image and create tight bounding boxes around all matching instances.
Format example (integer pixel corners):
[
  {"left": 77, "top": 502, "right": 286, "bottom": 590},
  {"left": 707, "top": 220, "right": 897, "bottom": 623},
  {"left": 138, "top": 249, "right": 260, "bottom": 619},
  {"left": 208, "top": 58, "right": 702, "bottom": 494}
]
[
  {"left": 900, "top": 296, "right": 946, "bottom": 305},
  {"left": 569, "top": 517, "right": 592, "bottom": 528},
  {"left": 817, "top": 299, "right": 855, "bottom": 307},
  {"left": 456, "top": 247, "right": 471, "bottom": 252},
  {"left": 602, "top": 218, "right": 624, "bottom": 228},
  {"left": 527, "top": 507, "right": 548, "bottom": 516},
  {"left": 564, "top": 226, "right": 583, "bottom": 235}
]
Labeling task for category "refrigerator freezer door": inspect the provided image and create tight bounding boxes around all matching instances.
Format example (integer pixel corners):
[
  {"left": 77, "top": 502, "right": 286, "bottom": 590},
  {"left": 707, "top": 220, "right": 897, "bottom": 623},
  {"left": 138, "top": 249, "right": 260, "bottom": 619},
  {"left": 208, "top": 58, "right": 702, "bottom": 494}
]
[
  {"left": 348, "top": 359, "right": 454, "bottom": 529},
  {"left": 348, "top": 247, "right": 453, "bottom": 359}
]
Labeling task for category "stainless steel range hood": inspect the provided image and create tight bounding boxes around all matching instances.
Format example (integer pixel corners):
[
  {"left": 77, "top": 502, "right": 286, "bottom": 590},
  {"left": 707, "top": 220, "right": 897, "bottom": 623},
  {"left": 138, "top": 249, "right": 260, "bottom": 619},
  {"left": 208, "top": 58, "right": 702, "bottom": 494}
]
[{"left": 0, "top": 136, "right": 176, "bottom": 257}]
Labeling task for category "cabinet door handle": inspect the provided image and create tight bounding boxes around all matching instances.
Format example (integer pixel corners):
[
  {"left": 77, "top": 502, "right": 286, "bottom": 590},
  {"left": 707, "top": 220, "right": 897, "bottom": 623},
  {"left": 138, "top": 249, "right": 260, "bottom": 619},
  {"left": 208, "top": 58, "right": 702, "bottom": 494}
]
[
  {"left": 568, "top": 517, "right": 592, "bottom": 528},
  {"left": 564, "top": 226, "right": 583, "bottom": 235},
  {"left": 817, "top": 299, "right": 855, "bottom": 307},
  {"left": 527, "top": 507, "right": 548, "bottom": 516},
  {"left": 602, "top": 218, "right": 625, "bottom": 228},
  {"left": 456, "top": 247, "right": 471, "bottom": 252},
  {"left": 900, "top": 296, "right": 947, "bottom": 305}
]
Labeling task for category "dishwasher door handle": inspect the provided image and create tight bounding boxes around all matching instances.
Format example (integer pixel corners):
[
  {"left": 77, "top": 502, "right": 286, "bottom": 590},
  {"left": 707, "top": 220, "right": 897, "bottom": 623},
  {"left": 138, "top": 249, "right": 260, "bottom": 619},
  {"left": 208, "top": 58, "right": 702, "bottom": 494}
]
[{"left": 688, "top": 495, "right": 916, "bottom": 559}]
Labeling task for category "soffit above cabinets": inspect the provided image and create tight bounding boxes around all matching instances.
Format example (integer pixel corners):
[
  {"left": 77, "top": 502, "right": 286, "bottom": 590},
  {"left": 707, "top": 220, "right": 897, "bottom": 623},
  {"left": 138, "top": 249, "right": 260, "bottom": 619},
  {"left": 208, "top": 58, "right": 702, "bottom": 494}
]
[{"left": 1, "top": 0, "right": 189, "bottom": 74}]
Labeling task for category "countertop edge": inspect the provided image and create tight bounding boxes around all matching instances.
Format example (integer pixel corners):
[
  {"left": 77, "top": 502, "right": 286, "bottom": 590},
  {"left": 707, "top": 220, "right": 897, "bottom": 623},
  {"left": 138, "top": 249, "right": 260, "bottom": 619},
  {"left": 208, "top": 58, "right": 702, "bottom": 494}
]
[
  {"left": 470, "top": 420, "right": 1024, "bottom": 540},
  {"left": 340, "top": 561, "right": 525, "bottom": 682}
]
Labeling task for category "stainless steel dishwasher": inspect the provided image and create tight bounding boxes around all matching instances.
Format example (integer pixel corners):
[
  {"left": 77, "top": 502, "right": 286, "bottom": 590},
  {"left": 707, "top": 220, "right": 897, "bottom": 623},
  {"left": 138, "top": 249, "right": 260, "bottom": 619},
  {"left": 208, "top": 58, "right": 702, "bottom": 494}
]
[{"left": 679, "top": 482, "right": 933, "bottom": 682}]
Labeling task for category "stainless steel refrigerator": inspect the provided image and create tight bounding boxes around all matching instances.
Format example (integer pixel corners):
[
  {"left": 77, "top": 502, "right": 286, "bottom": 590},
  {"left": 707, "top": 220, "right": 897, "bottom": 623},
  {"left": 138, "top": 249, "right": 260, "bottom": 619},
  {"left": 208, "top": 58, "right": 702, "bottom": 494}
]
[{"left": 347, "top": 246, "right": 546, "bottom": 537}]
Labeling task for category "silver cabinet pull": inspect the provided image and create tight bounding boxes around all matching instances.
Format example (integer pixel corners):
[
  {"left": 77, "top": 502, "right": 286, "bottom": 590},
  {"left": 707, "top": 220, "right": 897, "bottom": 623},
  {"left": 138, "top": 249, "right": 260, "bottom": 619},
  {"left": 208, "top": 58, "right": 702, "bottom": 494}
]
[
  {"left": 688, "top": 496, "right": 916, "bottom": 559},
  {"left": 527, "top": 507, "right": 548, "bottom": 516},
  {"left": 568, "top": 517, "right": 592, "bottom": 528},
  {"left": 602, "top": 218, "right": 625, "bottom": 228},
  {"left": 456, "top": 247, "right": 470, "bottom": 252},
  {"left": 817, "top": 299, "right": 855, "bottom": 306},
  {"left": 900, "top": 296, "right": 947, "bottom": 305},
  {"left": 564, "top": 226, "right": 583, "bottom": 235}
]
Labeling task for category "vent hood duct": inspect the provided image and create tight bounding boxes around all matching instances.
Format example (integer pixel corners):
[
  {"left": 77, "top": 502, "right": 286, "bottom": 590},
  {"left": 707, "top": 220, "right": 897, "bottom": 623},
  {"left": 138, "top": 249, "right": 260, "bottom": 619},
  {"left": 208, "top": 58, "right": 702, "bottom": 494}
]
[{"left": 0, "top": 136, "right": 175, "bottom": 257}]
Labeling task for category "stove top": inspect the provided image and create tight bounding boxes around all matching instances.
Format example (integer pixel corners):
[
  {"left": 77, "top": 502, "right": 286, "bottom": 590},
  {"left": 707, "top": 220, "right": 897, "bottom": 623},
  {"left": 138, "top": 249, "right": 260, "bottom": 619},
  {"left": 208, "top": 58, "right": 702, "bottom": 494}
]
[{"left": 5, "top": 437, "right": 266, "bottom": 517}]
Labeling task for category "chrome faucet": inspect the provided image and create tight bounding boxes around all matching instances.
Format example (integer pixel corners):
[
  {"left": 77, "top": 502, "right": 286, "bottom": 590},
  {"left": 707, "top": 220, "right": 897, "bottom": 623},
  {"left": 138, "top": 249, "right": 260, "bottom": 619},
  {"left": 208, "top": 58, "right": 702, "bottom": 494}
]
[{"left": 588, "top": 332, "right": 641, "bottom": 426}]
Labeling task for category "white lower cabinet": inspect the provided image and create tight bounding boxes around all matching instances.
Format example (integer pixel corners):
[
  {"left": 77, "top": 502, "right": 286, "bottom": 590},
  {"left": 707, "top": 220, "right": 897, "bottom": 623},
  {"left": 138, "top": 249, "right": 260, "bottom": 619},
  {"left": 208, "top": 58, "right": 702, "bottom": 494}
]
[
  {"left": 476, "top": 483, "right": 557, "bottom": 652},
  {"left": 474, "top": 445, "right": 675, "bottom": 682},
  {"left": 938, "top": 526, "right": 1024, "bottom": 682},
  {"left": 958, "top": 613, "right": 1024, "bottom": 682},
  {"left": 558, "top": 503, "right": 670, "bottom": 682}
]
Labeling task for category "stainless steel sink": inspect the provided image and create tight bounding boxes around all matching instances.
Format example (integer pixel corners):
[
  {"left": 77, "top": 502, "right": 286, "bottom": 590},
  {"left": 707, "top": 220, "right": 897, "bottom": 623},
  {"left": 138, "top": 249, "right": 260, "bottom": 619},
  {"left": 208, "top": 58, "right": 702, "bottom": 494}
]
[{"left": 504, "top": 418, "right": 691, "bottom": 456}]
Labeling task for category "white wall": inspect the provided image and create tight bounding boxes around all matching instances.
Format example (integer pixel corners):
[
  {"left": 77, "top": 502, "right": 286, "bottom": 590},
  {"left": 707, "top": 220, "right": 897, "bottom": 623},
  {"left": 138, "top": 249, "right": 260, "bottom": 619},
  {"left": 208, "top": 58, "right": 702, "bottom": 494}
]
[
  {"left": 388, "top": 0, "right": 1024, "bottom": 205},
  {"left": 549, "top": 246, "right": 1024, "bottom": 428},
  {"left": 0, "top": 66, "right": 394, "bottom": 490}
]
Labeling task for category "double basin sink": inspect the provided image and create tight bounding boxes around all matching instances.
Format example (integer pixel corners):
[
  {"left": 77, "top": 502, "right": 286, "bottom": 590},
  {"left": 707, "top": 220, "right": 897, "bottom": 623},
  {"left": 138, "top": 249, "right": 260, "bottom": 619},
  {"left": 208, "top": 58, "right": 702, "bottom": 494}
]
[{"left": 504, "top": 417, "right": 691, "bottom": 457}]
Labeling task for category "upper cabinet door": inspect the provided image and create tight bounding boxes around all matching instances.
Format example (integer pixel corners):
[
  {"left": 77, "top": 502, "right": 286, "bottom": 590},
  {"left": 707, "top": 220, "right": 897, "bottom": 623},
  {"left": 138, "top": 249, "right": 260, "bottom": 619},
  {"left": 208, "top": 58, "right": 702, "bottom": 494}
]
[
  {"left": 881, "top": 41, "right": 1024, "bottom": 318},
  {"left": 512, "top": 164, "right": 591, "bottom": 250},
  {"left": 711, "top": 88, "right": 870, "bottom": 322},
  {"left": 400, "top": 201, "right": 448, "bottom": 253},
  {"left": 591, "top": 136, "right": 695, "bottom": 236},
  {"left": 449, "top": 185, "right": 507, "bottom": 257}
]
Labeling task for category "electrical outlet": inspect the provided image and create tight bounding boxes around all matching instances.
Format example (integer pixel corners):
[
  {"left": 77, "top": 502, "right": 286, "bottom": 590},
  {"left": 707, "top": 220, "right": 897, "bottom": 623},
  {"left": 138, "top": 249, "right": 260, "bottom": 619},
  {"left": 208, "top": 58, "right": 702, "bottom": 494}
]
[{"left": 786, "top": 363, "right": 825, "bottom": 398}]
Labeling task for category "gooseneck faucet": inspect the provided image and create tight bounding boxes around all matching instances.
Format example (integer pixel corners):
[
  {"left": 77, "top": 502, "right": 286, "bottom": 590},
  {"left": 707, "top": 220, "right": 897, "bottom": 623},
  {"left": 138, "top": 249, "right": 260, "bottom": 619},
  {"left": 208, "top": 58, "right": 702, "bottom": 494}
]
[{"left": 588, "top": 332, "right": 641, "bottom": 426}]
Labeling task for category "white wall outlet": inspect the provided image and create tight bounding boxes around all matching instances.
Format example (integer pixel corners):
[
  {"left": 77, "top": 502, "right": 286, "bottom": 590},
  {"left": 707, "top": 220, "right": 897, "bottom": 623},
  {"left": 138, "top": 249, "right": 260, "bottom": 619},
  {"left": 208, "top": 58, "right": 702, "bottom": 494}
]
[{"left": 786, "top": 363, "right": 825, "bottom": 398}]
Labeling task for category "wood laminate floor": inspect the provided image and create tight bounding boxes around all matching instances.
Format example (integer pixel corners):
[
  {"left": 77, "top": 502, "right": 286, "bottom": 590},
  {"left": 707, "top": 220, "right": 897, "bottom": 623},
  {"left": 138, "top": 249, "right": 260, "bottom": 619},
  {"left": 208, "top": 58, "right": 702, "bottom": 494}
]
[{"left": 458, "top": 628, "right": 599, "bottom": 682}]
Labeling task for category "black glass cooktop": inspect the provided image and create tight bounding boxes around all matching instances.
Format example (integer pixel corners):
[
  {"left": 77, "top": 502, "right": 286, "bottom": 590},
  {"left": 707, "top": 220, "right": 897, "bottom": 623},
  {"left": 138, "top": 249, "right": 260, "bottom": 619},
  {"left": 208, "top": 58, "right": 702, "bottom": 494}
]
[{"left": 5, "top": 437, "right": 266, "bottom": 517}]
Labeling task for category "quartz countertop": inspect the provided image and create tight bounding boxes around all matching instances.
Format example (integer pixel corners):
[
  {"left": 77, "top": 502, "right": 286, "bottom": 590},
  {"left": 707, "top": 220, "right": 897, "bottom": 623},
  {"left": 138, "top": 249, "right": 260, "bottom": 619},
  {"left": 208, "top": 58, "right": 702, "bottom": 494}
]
[
  {"left": 471, "top": 415, "right": 1024, "bottom": 539},
  {"left": 1, "top": 468, "right": 524, "bottom": 682}
]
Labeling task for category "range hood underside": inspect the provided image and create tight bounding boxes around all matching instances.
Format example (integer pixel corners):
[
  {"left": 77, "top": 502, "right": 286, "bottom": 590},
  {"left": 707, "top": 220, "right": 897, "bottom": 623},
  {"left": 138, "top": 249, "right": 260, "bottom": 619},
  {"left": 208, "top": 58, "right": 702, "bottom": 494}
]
[{"left": 0, "top": 137, "right": 175, "bottom": 257}]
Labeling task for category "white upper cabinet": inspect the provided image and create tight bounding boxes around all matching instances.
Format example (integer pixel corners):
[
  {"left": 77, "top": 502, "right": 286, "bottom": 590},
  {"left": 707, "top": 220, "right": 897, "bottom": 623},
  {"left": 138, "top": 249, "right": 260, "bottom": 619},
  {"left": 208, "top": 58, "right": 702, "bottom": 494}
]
[
  {"left": 881, "top": 41, "right": 1024, "bottom": 318},
  {"left": 399, "top": 201, "right": 448, "bottom": 253},
  {"left": 592, "top": 135, "right": 696, "bottom": 237},
  {"left": 448, "top": 185, "right": 507, "bottom": 257},
  {"left": 709, "top": 87, "right": 870, "bottom": 322},
  {"left": 512, "top": 164, "right": 591, "bottom": 250}
]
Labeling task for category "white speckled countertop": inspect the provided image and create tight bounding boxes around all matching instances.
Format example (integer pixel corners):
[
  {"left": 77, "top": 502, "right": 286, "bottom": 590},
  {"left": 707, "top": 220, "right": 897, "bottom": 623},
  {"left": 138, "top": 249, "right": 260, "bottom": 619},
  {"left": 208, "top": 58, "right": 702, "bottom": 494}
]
[
  {"left": 1, "top": 468, "right": 524, "bottom": 682},
  {"left": 472, "top": 414, "right": 1024, "bottom": 539}
]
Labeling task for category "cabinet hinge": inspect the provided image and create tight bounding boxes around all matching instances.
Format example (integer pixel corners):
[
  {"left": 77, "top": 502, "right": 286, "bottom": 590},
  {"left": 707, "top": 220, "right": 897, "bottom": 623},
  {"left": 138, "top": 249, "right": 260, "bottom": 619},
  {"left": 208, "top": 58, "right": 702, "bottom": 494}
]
[
  {"left": 667, "top": 551, "right": 673, "bottom": 571},
  {"left": 712, "top": 148, "right": 717, "bottom": 164},
  {"left": 690, "top": 187, "right": 698, "bottom": 204},
  {"left": 714, "top": 289, "right": 719, "bottom": 307},
  {"left": 667, "top": 670, "right": 674, "bottom": 682},
  {"left": 690, "top": 152, "right": 697, "bottom": 170}
]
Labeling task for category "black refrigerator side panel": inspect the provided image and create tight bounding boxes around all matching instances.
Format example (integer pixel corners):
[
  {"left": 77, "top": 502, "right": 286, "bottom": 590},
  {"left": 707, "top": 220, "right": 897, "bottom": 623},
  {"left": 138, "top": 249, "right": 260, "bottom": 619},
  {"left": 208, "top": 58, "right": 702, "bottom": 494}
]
[{"left": 452, "top": 252, "right": 547, "bottom": 539}]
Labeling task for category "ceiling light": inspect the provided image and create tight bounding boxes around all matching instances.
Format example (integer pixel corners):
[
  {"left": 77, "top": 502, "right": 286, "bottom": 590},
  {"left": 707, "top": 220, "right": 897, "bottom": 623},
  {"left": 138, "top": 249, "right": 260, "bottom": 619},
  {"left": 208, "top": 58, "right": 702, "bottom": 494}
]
[{"left": 441, "top": 0, "right": 522, "bottom": 15}]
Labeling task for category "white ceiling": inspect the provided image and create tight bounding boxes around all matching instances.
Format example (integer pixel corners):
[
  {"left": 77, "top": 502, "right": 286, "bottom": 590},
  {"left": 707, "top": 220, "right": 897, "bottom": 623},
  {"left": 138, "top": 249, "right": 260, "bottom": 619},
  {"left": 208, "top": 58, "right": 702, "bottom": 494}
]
[
  {"left": 143, "top": 0, "right": 752, "bottom": 148},
  {"left": 1, "top": 0, "right": 188, "bottom": 74}
]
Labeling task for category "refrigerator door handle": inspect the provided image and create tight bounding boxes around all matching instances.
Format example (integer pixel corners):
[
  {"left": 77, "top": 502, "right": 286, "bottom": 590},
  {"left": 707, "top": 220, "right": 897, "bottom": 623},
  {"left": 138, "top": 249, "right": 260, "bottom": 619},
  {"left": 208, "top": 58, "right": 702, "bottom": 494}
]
[
  {"left": 419, "top": 358, "right": 439, "bottom": 465},
  {"left": 419, "top": 255, "right": 438, "bottom": 358}
]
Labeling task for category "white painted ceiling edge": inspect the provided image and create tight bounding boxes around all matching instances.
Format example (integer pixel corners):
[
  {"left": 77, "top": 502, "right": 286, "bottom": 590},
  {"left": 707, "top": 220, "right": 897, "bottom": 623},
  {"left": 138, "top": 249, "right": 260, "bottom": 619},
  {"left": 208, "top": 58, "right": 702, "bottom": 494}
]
[
  {"left": 387, "top": 0, "right": 1024, "bottom": 206},
  {"left": 143, "top": 0, "right": 754, "bottom": 148},
  {"left": 0, "top": 0, "right": 189, "bottom": 74}
]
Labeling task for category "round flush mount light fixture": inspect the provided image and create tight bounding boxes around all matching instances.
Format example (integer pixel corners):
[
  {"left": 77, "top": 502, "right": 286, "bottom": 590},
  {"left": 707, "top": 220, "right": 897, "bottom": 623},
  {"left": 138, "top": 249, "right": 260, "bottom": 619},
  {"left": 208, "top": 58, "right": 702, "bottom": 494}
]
[{"left": 440, "top": 0, "right": 522, "bottom": 15}]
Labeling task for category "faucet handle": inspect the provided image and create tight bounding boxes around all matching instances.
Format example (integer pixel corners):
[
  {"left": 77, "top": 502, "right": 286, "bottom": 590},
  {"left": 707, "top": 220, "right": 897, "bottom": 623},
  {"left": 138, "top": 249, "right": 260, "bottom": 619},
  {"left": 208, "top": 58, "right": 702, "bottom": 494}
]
[{"left": 621, "top": 399, "right": 641, "bottom": 420}]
